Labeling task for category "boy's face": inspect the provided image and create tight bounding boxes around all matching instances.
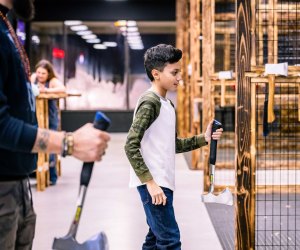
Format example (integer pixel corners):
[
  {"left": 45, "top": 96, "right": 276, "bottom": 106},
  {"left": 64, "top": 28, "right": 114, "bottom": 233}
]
[{"left": 155, "top": 62, "right": 182, "bottom": 92}]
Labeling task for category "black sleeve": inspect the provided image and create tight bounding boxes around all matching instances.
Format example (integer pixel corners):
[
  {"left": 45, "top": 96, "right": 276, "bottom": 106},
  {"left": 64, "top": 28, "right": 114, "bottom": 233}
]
[{"left": 0, "top": 33, "right": 37, "bottom": 152}]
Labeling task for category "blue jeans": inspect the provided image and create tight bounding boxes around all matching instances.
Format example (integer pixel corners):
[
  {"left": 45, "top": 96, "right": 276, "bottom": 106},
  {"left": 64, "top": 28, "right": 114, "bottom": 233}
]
[
  {"left": 49, "top": 121, "right": 58, "bottom": 184},
  {"left": 137, "top": 185, "right": 181, "bottom": 250},
  {"left": 49, "top": 154, "right": 57, "bottom": 184}
]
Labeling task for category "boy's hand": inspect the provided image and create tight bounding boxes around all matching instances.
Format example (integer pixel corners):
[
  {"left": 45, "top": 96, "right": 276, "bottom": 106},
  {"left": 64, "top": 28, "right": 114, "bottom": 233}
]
[
  {"left": 146, "top": 180, "right": 167, "bottom": 206},
  {"left": 204, "top": 120, "right": 223, "bottom": 143}
]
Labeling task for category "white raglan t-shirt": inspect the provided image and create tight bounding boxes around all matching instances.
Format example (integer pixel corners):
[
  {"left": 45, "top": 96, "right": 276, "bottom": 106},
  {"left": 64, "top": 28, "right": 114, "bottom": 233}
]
[{"left": 129, "top": 91, "right": 176, "bottom": 191}]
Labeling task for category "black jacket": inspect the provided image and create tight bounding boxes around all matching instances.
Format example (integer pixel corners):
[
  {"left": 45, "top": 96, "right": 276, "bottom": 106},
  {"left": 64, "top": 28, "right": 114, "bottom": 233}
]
[{"left": 0, "top": 5, "right": 38, "bottom": 176}]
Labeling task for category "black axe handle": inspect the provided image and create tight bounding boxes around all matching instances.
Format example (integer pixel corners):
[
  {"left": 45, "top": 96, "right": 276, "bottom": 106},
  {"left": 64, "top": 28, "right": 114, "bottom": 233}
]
[
  {"left": 80, "top": 112, "right": 110, "bottom": 187},
  {"left": 209, "top": 120, "right": 223, "bottom": 165}
]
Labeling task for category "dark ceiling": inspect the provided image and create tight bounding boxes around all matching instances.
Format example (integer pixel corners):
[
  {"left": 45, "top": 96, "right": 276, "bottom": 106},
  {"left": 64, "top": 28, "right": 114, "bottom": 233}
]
[{"left": 34, "top": 0, "right": 176, "bottom": 22}]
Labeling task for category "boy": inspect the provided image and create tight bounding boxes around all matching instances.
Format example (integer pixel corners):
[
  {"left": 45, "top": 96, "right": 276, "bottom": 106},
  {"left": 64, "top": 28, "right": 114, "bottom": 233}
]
[{"left": 124, "top": 44, "right": 223, "bottom": 249}]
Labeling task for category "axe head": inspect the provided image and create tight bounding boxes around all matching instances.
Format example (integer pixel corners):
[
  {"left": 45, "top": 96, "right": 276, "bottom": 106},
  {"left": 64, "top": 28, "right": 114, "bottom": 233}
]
[
  {"left": 218, "top": 70, "right": 233, "bottom": 80},
  {"left": 52, "top": 232, "right": 109, "bottom": 250},
  {"left": 265, "top": 62, "right": 288, "bottom": 76},
  {"left": 201, "top": 187, "right": 233, "bottom": 206}
]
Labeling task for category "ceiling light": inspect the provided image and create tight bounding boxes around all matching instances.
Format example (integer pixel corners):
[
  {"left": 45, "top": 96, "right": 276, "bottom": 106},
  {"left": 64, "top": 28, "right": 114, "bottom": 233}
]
[
  {"left": 114, "top": 20, "right": 127, "bottom": 27},
  {"left": 127, "top": 21, "right": 137, "bottom": 27},
  {"left": 77, "top": 30, "right": 92, "bottom": 36},
  {"left": 130, "top": 46, "right": 144, "bottom": 50},
  {"left": 127, "top": 35, "right": 141, "bottom": 39},
  {"left": 130, "top": 43, "right": 143, "bottom": 47},
  {"left": 128, "top": 42, "right": 143, "bottom": 46},
  {"left": 64, "top": 20, "right": 82, "bottom": 26},
  {"left": 103, "top": 42, "right": 118, "bottom": 47},
  {"left": 127, "top": 32, "right": 140, "bottom": 37},
  {"left": 127, "top": 37, "right": 142, "bottom": 42},
  {"left": 93, "top": 44, "right": 107, "bottom": 50},
  {"left": 32, "top": 35, "right": 40, "bottom": 44},
  {"left": 86, "top": 39, "right": 101, "bottom": 43},
  {"left": 70, "top": 25, "right": 88, "bottom": 31},
  {"left": 127, "top": 27, "right": 138, "bottom": 32},
  {"left": 82, "top": 34, "right": 97, "bottom": 40}
]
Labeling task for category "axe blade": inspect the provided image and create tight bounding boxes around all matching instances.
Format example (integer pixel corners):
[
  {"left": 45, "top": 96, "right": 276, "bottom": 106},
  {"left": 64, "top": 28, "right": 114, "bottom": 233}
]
[{"left": 52, "top": 232, "right": 109, "bottom": 250}]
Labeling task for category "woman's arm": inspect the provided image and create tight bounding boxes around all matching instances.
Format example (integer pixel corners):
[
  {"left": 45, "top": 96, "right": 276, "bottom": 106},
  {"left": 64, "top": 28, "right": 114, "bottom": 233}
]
[{"left": 45, "top": 78, "right": 66, "bottom": 93}]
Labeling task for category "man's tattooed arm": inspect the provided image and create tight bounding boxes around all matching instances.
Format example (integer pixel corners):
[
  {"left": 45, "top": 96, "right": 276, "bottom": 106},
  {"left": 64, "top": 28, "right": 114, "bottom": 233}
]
[
  {"left": 31, "top": 128, "right": 64, "bottom": 153},
  {"left": 32, "top": 129, "right": 50, "bottom": 152}
]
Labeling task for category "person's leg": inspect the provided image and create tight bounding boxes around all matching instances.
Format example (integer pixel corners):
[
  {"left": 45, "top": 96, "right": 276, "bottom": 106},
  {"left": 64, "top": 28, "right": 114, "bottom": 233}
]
[
  {"left": 137, "top": 186, "right": 157, "bottom": 249},
  {"left": 0, "top": 181, "right": 23, "bottom": 250},
  {"left": 143, "top": 224, "right": 157, "bottom": 250},
  {"left": 138, "top": 185, "right": 181, "bottom": 250},
  {"left": 15, "top": 179, "right": 36, "bottom": 250},
  {"left": 49, "top": 123, "right": 58, "bottom": 185},
  {"left": 49, "top": 153, "right": 57, "bottom": 185}
]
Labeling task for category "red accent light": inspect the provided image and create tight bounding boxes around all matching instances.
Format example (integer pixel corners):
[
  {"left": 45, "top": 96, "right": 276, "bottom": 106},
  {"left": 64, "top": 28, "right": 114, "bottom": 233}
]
[{"left": 52, "top": 48, "right": 65, "bottom": 59}]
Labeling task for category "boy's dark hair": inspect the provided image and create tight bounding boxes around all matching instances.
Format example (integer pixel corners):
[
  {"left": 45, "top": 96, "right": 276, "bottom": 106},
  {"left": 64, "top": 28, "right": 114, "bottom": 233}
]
[{"left": 144, "top": 44, "right": 182, "bottom": 81}]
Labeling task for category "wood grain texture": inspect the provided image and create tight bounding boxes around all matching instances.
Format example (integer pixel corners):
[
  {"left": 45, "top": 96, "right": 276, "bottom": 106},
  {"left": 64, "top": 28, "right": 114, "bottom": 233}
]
[
  {"left": 176, "top": 0, "right": 187, "bottom": 136},
  {"left": 190, "top": 0, "right": 202, "bottom": 169},
  {"left": 236, "top": 0, "right": 255, "bottom": 249},
  {"left": 202, "top": 0, "right": 215, "bottom": 191}
]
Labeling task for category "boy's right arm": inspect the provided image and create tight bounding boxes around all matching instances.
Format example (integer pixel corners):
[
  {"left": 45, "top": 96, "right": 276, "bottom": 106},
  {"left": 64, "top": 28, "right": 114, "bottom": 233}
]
[{"left": 124, "top": 102, "right": 156, "bottom": 183}]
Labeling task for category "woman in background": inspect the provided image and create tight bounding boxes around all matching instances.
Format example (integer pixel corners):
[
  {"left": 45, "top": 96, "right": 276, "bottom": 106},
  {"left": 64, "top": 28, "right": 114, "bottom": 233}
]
[{"left": 31, "top": 59, "right": 66, "bottom": 185}]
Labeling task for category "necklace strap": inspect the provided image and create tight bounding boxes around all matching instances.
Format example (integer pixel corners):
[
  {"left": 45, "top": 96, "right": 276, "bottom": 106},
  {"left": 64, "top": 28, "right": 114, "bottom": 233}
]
[{"left": 0, "top": 11, "right": 31, "bottom": 81}]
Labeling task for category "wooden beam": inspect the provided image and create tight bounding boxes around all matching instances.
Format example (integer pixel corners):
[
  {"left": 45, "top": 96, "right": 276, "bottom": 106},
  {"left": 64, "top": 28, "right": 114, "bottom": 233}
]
[
  {"left": 202, "top": 0, "right": 215, "bottom": 192},
  {"left": 190, "top": 0, "right": 202, "bottom": 169},
  {"left": 251, "top": 0, "right": 257, "bottom": 66},
  {"left": 257, "top": 1, "right": 264, "bottom": 65},
  {"left": 267, "top": 0, "right": 278, "bottom": 64},
  {"left": 224, "top": 33, "right": 231, "bottom": 71},
  {"left": 176, "top": 0, "right": 187, "bottom": 136},
  {"left": 236, "top": 0, "right": 255, "bottom": 249},
  {"left": 183, "top": 3, "right": 190, "bottom": 138},
  {"left": 258, "top": 3, "right": 300, "bottom": 11}
]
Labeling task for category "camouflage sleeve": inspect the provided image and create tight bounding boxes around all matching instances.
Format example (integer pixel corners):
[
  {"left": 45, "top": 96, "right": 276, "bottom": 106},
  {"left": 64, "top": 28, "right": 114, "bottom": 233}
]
[
  {"left": 175, "top": 134, "right": 208, "bottom": 153},
  {"left": 124, "top": 102, "right": 156, "bottom": 183}
]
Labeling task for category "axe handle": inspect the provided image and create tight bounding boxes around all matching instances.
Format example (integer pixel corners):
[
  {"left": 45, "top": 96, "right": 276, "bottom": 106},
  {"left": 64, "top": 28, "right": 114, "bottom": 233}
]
[
  {"left": 267, "top": 74, "right": 276, "bottom": 123},
  {"left": 68, "top": 112, "right": 110, "bottom": 238},
  {"left": 263, "top": 82, "right": 269, "bottom": 136},
  {"left": 220, "top": 79, "right": 226, "bottom": 107},
  {"left": 209, "top": 120, "right": 222, "bottom": 165},
  {"left": 80, "top": 112, "right": 110, "bottom": 187}
]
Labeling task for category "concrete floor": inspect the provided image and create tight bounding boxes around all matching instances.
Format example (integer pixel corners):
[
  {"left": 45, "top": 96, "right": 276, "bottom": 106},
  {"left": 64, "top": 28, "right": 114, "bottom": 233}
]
[{"left": 32, "top": 133, "right": 222, "bottom": 250}]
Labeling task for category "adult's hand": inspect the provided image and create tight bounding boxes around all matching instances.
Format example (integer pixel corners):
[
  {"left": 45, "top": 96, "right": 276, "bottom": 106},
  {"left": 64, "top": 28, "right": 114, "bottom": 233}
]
[{"left": 72, "top": 123, "right": 110, "bottom": 162}]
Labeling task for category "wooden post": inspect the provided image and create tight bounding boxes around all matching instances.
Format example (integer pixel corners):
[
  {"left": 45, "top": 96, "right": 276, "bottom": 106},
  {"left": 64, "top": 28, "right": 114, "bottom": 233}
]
[
  {"left": 236, "top": 0, "right": 255, "bottom": 249},
  {"left": 190, "top": 0, "right": 202, "bottom": 169},
  {"left": 268, "top": 0, "right": 278, "bottom": 64},
  {"left": 202, "top": 0, "right": 215, "bottom": 190},
  {"left": 257, "top": 0, "right": 264, "bottom": 65},
  {"left": 298, "top": 84, "right": 300, "bottom": 122},
  {"left": 176, "top": 0, "right": 188, "bottom": 137},
  {"left": 36, "top": 98, "right": 49, "bottom": 191},
  {"left": 224, "top": 33, "right": 231, "bottom": 71},
  {"left": 35, "top": 93, "right": 81, "bottom": 191},
  {"left": 250, "top": 78, "right": 257, "bottom": 250},
  {"left": 183, "top": 3, "right": 191, "bottom": 138}
]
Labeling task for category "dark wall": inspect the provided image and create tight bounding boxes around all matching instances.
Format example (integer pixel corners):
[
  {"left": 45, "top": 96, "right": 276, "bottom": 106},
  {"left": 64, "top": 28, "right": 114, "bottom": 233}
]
[
  {"left": 61, "top": 110, "right": 133, "bottom": 132},
  {"left": 34, "top": 0, "right": 175, "bottom": 21}
]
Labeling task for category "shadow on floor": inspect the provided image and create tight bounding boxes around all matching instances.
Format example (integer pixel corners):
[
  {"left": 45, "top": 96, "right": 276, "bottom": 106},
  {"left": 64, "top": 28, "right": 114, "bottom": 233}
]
[{"left": 205, "top": 203, "right": 235, "bottom": 250}]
